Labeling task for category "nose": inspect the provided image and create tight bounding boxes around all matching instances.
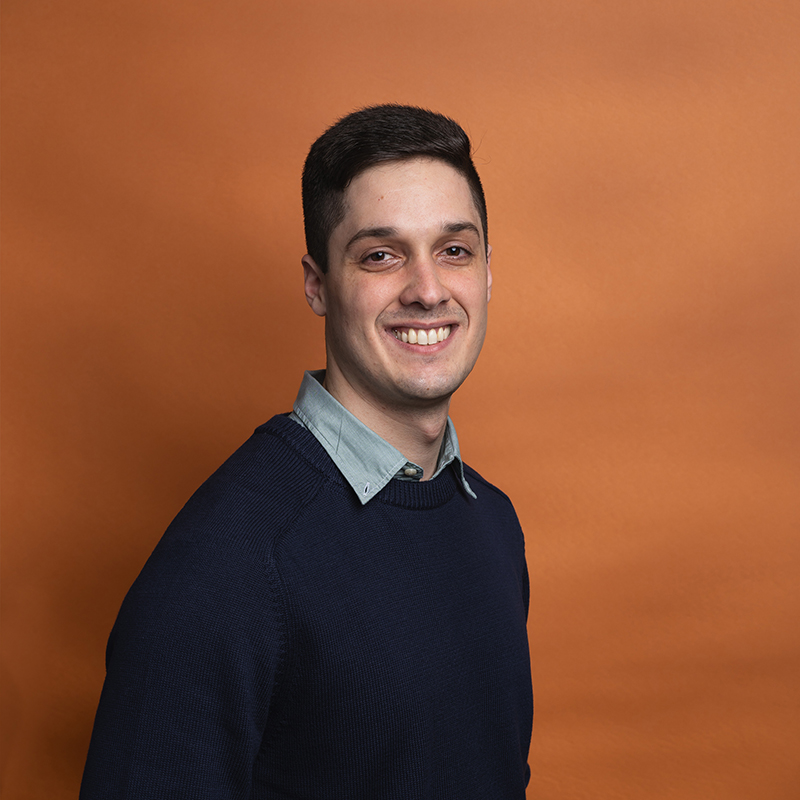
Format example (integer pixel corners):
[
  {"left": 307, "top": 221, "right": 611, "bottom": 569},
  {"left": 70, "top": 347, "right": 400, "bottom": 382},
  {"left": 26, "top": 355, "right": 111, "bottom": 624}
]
[{"left": 399, "top": 256, "right": 451, "bottom": 309}]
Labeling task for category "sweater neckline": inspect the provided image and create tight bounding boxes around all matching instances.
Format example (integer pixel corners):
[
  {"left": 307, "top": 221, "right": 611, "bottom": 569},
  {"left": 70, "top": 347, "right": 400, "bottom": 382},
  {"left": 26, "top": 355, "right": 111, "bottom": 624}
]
[{"left": 261, "top": 414, "right": 465, "bottom": 510}]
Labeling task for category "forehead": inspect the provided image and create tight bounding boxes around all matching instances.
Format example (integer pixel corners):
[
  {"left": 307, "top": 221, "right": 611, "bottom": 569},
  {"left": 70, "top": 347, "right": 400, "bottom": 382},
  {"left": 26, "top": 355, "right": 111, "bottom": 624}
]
[{"left": 338, "top": 158, "right": 482, "bottom": 240}]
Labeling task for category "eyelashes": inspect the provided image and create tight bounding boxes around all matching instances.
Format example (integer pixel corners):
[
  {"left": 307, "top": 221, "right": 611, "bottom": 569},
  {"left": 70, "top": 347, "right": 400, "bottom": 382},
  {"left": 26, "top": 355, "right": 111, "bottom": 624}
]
[{"left": 360, "top": 245, "right": 474, "bottom": 268}]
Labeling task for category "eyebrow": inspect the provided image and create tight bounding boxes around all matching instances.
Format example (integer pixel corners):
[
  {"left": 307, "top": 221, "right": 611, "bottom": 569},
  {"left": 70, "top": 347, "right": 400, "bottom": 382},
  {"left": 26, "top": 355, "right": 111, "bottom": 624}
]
[
  {"left": 442, "top": 221, "right": 481, "bottom": 239},
  {"left": 344, "top": 227, "right": 397, "bottom": 251},
  {"left": 344, "top": 221, "right": 482, "bottom": 252}
]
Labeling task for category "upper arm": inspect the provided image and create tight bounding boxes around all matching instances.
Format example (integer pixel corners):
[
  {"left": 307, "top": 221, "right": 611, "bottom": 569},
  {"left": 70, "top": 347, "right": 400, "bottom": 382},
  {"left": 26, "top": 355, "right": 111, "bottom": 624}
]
[{"left": 80, "top": 537, "right": 286, "bottom": 799}]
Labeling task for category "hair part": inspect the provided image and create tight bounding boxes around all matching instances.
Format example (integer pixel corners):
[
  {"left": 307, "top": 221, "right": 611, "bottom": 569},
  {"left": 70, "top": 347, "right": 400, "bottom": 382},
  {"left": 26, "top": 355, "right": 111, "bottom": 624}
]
[{"left": 302, "top": 104, "right": 488, "bottom": 272}]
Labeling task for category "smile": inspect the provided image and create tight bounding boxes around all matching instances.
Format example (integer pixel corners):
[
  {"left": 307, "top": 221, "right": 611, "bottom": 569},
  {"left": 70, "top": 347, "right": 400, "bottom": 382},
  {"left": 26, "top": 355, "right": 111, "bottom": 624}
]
[{"left": 392, "top": 325, "right": 452, "bottom": 346}]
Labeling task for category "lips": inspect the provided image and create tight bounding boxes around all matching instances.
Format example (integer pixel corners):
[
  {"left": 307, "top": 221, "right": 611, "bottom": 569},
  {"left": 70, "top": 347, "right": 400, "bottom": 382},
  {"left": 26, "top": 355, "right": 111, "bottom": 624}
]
[{"left": 392, "top": 325, "right": 452, "bottom": 346}]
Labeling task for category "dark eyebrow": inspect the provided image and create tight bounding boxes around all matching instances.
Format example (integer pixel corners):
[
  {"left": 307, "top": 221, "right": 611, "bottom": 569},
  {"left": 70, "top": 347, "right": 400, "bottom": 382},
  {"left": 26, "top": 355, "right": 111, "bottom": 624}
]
[
  {"left": 344, "top": 227, "right": 397, "bottom": 251},
  {"left": 345, "top": 221, "right": 482, "bottom": 252},
  {"left": 442, "top": 221, "right": 482, "bottom": 239}
]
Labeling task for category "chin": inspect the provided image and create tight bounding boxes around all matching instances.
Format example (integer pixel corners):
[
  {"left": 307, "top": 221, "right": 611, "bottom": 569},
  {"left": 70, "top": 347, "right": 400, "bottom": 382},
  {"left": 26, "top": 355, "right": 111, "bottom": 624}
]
[{"left": 393, "top": 372, "right": 467, "bottom": 405}]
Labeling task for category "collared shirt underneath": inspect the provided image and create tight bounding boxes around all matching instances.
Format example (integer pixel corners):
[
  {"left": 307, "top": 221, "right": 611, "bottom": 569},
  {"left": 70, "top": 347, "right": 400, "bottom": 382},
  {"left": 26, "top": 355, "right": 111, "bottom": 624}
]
[{"left": 289, "top": 370, "right": 476, "bottom": 505}]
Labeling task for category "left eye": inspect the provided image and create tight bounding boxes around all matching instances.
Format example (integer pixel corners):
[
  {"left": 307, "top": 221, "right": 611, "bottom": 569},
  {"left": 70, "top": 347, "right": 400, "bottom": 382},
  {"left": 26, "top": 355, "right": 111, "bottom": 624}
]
[{"left": 444, "top": 246, "right": 466, "bottom": 256}]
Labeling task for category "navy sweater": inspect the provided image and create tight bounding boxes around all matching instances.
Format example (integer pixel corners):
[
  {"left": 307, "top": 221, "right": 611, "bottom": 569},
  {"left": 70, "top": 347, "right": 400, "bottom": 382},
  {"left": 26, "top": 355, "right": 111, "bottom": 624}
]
[{"left": 81, "top": 415, "right": 532, "bottom": 799}]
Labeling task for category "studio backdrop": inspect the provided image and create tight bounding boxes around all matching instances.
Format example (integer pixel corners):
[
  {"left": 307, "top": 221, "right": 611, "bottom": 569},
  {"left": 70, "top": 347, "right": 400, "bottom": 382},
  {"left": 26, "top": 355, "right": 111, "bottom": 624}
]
[{"left": 2, "top": 1, "right": 798, "bottom": 798}]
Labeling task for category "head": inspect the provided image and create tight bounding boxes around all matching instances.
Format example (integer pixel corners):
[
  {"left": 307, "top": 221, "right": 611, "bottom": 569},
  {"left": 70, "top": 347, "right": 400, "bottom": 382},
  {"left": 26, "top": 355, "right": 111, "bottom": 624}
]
[
  {"left": 300, "top": 110, "right": 493, "bottom": 419},
  {"left": 302, "top": 104, "right": 488, "bottom": 272}
]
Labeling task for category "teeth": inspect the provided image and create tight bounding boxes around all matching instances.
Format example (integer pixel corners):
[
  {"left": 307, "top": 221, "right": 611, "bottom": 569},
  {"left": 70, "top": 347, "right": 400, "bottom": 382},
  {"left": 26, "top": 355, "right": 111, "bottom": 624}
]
[{"left": 394, "top": 325, "right": 451, "bottom": 346}]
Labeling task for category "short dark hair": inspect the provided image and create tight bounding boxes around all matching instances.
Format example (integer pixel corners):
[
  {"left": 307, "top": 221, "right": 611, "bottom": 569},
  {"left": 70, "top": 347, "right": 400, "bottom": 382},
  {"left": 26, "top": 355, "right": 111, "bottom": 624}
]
[{"left": 302, "top": 104, "right": 488, "bottom": 272}]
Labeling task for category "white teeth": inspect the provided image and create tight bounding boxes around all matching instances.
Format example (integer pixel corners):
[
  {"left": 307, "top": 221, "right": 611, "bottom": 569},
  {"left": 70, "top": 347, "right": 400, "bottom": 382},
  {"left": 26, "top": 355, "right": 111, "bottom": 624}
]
[{"left": 394, "top": 325, "right": 451, "bottom": 346}]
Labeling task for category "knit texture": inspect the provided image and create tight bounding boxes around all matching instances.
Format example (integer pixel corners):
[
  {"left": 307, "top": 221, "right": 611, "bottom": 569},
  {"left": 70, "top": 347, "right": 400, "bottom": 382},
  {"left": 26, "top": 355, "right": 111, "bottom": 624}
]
[{"left": 80, "top": 414, "right": 533, "bottom": 799}]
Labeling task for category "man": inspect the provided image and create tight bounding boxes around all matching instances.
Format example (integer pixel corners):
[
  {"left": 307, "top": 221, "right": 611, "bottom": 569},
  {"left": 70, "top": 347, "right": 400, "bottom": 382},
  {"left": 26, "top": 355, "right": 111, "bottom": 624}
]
[{"left": 81, "top": 104, "right": 533, "bottom": 799}]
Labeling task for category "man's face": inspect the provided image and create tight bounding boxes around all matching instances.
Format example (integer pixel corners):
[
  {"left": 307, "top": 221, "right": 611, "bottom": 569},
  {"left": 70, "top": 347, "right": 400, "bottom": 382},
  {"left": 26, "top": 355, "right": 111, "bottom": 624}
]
[{"left": 302, "top": 157, "right": 492, "bottom": 417}]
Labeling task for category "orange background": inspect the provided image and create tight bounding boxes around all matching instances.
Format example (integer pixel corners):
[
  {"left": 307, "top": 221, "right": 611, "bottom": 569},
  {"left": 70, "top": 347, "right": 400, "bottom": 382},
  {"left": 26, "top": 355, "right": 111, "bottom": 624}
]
[{"left": 2, "top": 1, "right": 799, "bottom": 798}]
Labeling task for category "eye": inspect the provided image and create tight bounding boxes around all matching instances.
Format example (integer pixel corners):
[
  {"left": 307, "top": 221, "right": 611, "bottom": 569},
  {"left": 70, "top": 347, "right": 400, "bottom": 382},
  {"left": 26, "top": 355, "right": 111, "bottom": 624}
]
[
  {"left": 361, "top": 249, "right": 402, "bottom": 270},
  {"left": 441, "top": 245, "right": 472, "bottom": 260}
]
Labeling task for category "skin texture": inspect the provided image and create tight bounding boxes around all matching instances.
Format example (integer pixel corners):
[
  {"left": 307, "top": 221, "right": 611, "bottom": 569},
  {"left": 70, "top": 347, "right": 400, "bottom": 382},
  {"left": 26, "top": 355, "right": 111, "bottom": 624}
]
[{"left": 302, "top": 157, "right": 492, "bottom": 475}]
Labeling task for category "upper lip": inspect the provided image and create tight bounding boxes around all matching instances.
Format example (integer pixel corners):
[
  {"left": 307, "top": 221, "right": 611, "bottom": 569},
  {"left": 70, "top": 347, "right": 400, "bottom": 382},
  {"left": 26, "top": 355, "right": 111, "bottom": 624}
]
[{"left": 389, "top": 322, "right": 457, "bottom": 329}]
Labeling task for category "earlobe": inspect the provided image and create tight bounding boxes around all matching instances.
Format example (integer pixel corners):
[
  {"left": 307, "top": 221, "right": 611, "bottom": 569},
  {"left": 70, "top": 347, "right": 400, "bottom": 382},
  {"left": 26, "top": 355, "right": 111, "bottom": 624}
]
[
  {"left": 486, "top": 245, "right": 493, "bottom": 302},
  {"left": 302, "top": 255, "right": 327, "bottom": 317}
]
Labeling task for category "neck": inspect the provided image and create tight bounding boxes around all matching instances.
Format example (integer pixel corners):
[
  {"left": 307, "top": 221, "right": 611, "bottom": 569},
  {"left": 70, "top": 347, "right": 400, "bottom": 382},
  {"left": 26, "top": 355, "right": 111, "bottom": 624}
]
[
  {"left": 323, "top": 375, "right": 451, "bottom": 479},
  {"left": 368, "top": 405, "right": 450, "bottom": 479}
]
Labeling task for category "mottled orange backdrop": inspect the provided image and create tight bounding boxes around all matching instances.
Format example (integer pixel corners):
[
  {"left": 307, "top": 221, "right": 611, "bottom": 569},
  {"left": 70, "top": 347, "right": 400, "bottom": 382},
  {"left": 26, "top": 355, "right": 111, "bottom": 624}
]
[{"left": 2, "top": 1, "right": 798, "bottom": 798}]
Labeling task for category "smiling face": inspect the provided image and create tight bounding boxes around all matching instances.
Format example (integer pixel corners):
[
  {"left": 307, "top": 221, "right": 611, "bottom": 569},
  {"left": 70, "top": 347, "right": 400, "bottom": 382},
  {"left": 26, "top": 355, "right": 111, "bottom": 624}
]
[{"left": 302, "top": 157, "right": 492, "bottom": 421}]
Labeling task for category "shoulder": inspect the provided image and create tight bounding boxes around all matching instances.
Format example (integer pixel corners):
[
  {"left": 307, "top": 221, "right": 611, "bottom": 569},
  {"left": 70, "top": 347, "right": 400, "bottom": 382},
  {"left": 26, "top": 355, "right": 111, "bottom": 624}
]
[
  {"left": 157, "top": 415, "right": 343, "bottom": 559},
  {"left": 462, "top": 460, "right": 523, "bottom": 520},
  {"left": 460, "top": 463, "right": 525, "bottom": 543},
  {"left": 462, "top": 463, "right": 517, "bottom": 510},
  {"left": 110, "top": 416, "right": 345, "bottom": 641}
]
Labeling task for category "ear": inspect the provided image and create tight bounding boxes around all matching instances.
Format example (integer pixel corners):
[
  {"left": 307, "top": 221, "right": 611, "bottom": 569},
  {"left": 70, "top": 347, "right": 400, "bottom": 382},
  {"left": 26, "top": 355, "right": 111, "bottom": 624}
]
[
  {"left": 485, "top": 245, "right": 493, "bottom": 302},
  {"left": 302, "top": 255, "right": 327, "bottom": 317}
]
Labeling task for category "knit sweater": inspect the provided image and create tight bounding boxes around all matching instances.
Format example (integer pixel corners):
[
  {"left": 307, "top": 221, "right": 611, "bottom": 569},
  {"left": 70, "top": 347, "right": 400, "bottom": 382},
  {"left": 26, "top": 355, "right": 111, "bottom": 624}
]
[{"left": 80, "top": 414, "right": 533, "bottom": 799}]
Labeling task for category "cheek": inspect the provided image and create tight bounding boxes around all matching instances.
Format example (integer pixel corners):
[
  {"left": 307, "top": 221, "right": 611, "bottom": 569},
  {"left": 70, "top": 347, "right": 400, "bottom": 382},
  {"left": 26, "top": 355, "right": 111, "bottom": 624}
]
[
  {"left": 328, "top": 288, "right": 378, "bottom": 338},
  {"left": 452, "top": 277, "right": 489, "bottom": 314},
  {"left": 342, "top": 282, "right": 396, "bottom": 326}
]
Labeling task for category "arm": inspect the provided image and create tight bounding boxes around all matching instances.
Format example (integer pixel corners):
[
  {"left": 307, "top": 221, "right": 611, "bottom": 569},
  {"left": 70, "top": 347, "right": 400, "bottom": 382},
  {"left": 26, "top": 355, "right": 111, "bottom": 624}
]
[{"left": 80, "top": 535, "right": 285, "bottom": 799}]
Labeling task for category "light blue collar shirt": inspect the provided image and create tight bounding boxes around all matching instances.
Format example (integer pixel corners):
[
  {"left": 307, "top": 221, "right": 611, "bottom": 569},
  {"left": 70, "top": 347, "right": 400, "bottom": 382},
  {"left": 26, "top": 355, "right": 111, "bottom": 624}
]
[{"left": 289, "top": 370, "right": 476, "bottom": 505}]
